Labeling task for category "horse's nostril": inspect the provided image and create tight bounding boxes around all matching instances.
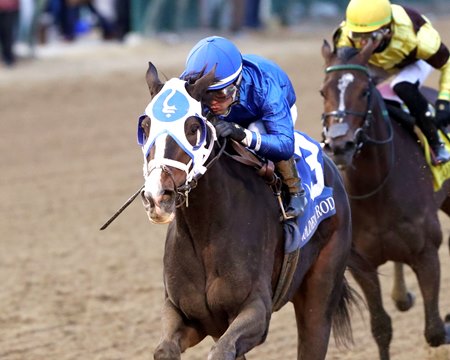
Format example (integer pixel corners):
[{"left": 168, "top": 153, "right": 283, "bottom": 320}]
[
  {"left": 160, "top": 190, "right": 175, "bottom": 204},
  {"left": 141, "top": 190, "right": 154, "bottom": 207}
]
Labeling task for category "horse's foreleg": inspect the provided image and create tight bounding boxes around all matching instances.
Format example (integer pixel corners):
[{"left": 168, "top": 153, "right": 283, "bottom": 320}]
[
  {"left": 390, "top": 262, "right": 415, "bottom": 311},
  {"left": 207, "top": 298, "right": 270, "bottom": 360},
  {"left": 154, "top": 298, "right": 206, "bottom": 360},
  {"left": 350, "top": 265, "right": 392, "bottom": 360},
  {"left": 411, "top": 248, "right": 447, "bottom": 347}
]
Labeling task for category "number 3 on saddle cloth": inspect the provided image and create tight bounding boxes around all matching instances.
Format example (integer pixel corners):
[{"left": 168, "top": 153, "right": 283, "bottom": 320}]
[
  {"left": 379, "top": 83, "right": 450, "bottom": 191},
  {"left": 283, "top": 131, "right": 336, "bottom": 254}
]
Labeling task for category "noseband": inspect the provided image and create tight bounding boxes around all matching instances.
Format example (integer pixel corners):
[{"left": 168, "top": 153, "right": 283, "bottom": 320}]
[
  {"left": 322, "top": 64, "right": 393, "bottom": 148},
  {"left": 322, "top": 64, "right": 395, "bottom": 199}
]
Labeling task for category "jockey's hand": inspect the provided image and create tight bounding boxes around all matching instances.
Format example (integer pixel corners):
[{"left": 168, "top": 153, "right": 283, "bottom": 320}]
[
  {"left": 435, "top": 100, "right": 450, "bottom": 128},
  {"left": 214, "top": 120, "right": 246, "bottom": 142}
]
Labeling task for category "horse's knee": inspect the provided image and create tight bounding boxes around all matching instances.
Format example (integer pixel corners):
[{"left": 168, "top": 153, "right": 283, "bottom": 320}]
[{"left": 154, "top": 340, "right": 181, "bottom": 360}]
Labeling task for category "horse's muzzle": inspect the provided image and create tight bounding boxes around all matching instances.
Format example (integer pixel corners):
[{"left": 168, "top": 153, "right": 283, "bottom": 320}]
[{"left": 140, "top": 187, "right": 176, "bottom": 224}]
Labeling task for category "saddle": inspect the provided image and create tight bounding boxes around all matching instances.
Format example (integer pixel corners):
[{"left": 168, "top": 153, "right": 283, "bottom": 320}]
[{"left": 378, "top": 84, "right": 450, "bottom": 190}]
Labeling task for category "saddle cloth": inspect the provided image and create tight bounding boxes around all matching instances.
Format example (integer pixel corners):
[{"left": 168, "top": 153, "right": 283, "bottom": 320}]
[
  {"left": 378, "top": 83, "right": 450, "bottom": 191},
  {"left": 414, "top": 128, "right": 450, "bottom": 191},
  {"left": 283, "top": 131, "right": 336, "bottom": 254}
]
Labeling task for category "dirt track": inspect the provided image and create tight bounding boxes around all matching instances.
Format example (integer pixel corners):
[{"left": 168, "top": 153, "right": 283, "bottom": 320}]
[{"left": 1, "top": 17, "right": 449, "bottom": 360}]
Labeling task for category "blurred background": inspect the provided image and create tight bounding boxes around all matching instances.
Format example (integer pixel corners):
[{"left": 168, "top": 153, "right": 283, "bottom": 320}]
[
  {"left": 1, "top": 1, "right": 450, "bottom": 360},
  {"left": 2, "top": 0, "right": 450, "bottom": 69}
]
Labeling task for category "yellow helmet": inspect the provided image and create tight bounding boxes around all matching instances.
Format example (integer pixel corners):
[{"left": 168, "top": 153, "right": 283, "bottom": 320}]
[{"left": 346, "top": 0, "right": 392, "bottom": 33}]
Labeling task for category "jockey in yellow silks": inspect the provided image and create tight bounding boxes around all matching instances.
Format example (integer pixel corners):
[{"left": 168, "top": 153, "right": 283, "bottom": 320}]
[{"left": 334, "top": 0, "right": 450, "bottom": 165}]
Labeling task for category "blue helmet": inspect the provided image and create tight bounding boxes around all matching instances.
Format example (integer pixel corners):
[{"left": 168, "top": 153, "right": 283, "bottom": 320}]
[{"left": 183, "top": 36, "right": 243, "bottom": 91}]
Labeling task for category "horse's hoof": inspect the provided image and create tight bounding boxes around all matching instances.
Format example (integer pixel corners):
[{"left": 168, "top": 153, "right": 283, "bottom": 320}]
[
  {"left": 395, "top": 292, "right": 415, "bottom": 312},
  {"left": 445, "top": 322, "right": 450, "bottom": 344},
  {"left": 154, "top": 341, "right": 181, "bottom": 360}
]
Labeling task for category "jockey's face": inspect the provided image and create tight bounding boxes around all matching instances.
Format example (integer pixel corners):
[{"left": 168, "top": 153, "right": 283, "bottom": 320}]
[
  {"left": 204, "top": 83, "right": 238, "bottom": 116},
  {"left": 350, "top": 25, "right": 391, "bottom": 50}
]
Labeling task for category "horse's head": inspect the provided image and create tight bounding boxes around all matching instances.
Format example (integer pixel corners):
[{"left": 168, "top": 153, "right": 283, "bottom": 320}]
[
  {"left": 138, "top": 62, "right": 217, "bottom": 224},
  {"left": 320, "top": 39, "right": 379, "bottom": 169}
]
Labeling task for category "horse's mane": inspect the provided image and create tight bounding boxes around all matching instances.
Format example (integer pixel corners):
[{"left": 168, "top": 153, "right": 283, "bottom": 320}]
[{"left": 336, "top": 47, "right": 360, "bottom": 62}]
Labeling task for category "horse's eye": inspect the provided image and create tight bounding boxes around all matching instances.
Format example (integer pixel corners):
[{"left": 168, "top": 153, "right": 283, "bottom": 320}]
[
  {"left": 362, "top": 89, "right": 370, "bottom": 98},
  {"left": 189, "top": 123, "right": 200, "bottom": 135},
  {"left": 319, "top": 90, "right": 325, "bottom": 98},
  {"left": 141, "top": 117, "right": 151, "bottom": 137}
]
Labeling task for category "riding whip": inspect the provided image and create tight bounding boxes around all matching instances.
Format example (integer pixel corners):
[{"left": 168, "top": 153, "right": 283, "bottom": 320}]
[{"left": 99, "top": 185, "right": 144, "bottom": 230}]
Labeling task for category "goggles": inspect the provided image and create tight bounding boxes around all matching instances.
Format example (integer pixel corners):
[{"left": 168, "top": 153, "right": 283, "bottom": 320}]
[
  {"left": 203, "top": 82, "right": 239, "bottom": 105},
  {"left": 350, "top": 27, "right": 391, "bottom": 47}
]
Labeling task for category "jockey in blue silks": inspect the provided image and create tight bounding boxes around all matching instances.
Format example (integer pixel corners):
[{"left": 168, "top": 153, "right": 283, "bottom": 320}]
[{"left": 181, "top": 36, "right": 307, "bottom": 219}]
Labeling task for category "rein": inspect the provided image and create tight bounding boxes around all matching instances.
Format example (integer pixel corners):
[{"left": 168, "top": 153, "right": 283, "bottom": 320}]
[
  {"left": 175, "top": 138, "right": 227, "bottom": 207},
  {"left": 324, "top": 64, "right": 395, "bottom": 199},
  {"left": 224, "top": 139, "right": 277, "bottom": 185},
  {"left": 176, "top": 138, "right": 279, "bottom": 207}
]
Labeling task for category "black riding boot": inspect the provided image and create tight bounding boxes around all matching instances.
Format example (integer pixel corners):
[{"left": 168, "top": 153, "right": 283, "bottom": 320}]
[
  {"left": 276, "top": 158, "right": 307, "bottom": 219},
  {"left": 393, "top": 81, "right": 450, "bottom": 165},
  {"left": 417, "top": 112, "right": 450, "bottom": 165}
]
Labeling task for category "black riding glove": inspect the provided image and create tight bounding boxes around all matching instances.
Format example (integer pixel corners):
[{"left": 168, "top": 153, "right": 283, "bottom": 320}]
[
  {"left": 214, "top": 120, "right": 246, "bottom": 142},
  {"left": 435, "top": 99, "right": 450, "bottom": 128}
]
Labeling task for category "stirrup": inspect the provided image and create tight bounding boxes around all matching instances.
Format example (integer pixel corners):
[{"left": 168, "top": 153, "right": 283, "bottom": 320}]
[
  {"left": 276, "top": 193, "right": 307, "bottom": 221},
  {"left": 277, "top": 195, "right": 296, "bottom": 221}
]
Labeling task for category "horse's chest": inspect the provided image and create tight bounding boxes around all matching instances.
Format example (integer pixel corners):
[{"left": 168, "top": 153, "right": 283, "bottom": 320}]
[{"left": 166, "top": 272, "right": 250, "bottom": 321}]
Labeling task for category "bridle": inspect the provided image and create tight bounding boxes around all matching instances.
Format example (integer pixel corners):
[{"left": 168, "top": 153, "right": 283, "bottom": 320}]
[
  {"left": 174, "top": 134, "right": 227, "bottom": 207},
  {"left": 99, "top": 115, "right": 227, "bottom": 231},
  {"left": 322, "top": 64, "right": 395, "bottom": 199},
  {"left": 145, "top": 120, "right": 227, "bottom": 208}
]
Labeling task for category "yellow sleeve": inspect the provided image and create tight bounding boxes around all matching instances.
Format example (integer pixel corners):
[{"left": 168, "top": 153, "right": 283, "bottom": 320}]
[
  {"left": 416, "top": 22, "right": 441, "bottom": 60},
  {"left": 412, "top": 20, "right": 450, "bottom": 100}
]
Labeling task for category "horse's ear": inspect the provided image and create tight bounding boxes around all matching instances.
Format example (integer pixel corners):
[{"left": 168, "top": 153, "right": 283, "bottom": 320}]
[
  {"left": 186, "top": 65, "right": 217, "bottom": 102},
  {"left": 146, "top": 62, "right": 164, "bottom": 98},
  {"left": 358, "top": 38, "right": 378, "bottom": 64},
  {"left": 321, "top": 40, "right": 333, "bottom": 64}
]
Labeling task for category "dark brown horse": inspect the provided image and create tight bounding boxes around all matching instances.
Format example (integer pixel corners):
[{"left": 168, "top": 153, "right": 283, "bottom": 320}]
[
  {"left": 138, "top": 62, "right": 357, "bottom": 359},
  {"left": 320, "top": 39, "right": 450, "bottom": 360}
]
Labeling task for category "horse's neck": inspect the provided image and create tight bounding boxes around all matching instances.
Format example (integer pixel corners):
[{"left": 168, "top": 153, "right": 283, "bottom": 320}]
[
  {"left": 346, "top": 95, "right": 393, "bottom": 188},
  {"left": 177, "top": 157, "right": 251, "bottom": 227},
  {"left": 176, "top": 155, "right": 277, "bottom": 246}
]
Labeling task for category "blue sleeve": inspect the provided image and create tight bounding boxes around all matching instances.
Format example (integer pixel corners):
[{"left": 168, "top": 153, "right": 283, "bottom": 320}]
[{"left": 249, "top": 77, "right": 295, "bottom": 162}]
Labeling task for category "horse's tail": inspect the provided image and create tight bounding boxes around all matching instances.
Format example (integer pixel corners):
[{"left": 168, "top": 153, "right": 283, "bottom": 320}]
[
  {"left": 332, "top": 247, "right": 369, "bottom": 348},
  {"left": 331, "top": 276, "right": 358, "bottom": 348}
]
